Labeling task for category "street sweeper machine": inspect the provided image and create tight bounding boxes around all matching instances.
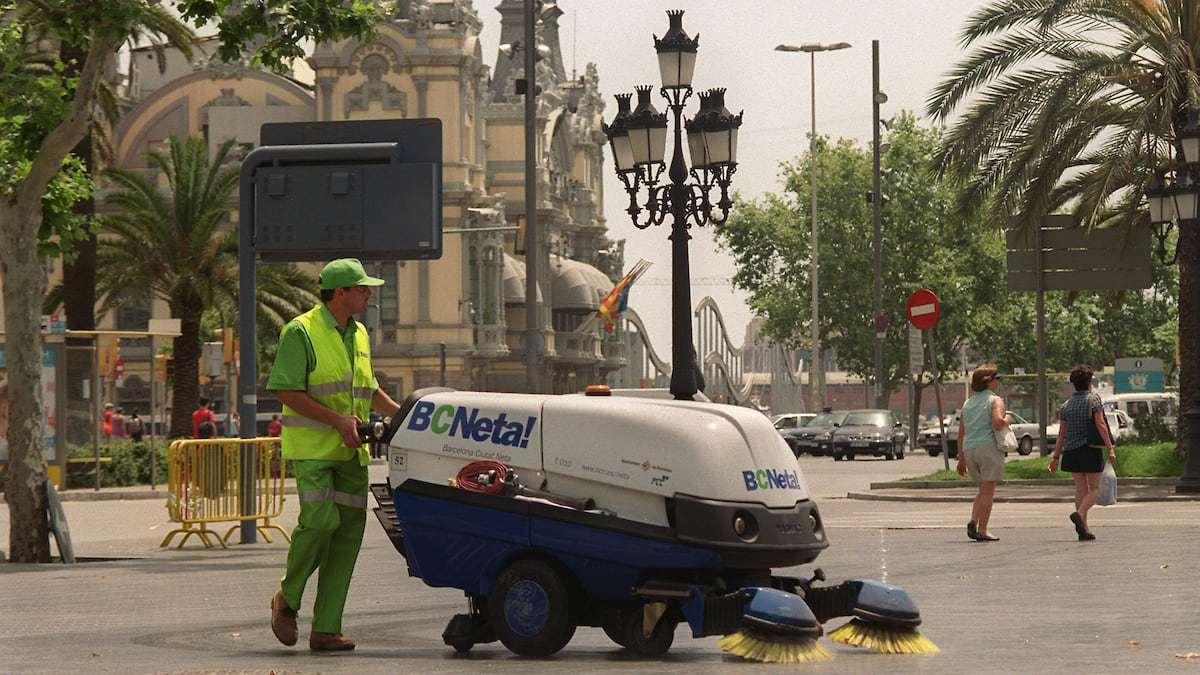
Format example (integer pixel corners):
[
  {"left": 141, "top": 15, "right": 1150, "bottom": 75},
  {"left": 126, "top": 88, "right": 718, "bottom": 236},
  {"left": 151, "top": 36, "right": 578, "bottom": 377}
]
[{"left": 370, "top": 387, "right": 937, "bottom": 663}]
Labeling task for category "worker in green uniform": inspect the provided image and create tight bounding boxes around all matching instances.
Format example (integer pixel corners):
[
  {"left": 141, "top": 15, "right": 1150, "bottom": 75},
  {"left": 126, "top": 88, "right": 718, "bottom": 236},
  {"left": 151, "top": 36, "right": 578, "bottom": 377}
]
[{"left": 268, "top": 258, "right": 402, "bottom": 652}]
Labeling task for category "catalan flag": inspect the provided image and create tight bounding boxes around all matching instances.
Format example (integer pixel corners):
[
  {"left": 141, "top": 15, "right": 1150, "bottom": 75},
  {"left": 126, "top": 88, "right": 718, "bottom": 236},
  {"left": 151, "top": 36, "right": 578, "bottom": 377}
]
[{"left": 596, "top": 259, "right": 652, "bottom": 333}]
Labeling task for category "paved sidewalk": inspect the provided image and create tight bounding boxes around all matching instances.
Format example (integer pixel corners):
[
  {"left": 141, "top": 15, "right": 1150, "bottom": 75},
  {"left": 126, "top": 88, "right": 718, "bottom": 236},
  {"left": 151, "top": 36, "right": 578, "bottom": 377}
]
[
  {"left": 3, "top": 467, "right": 1199, "bottom": 674},
  {"left": 852, "top": 477, "right": 1200, "bottom": 503}
]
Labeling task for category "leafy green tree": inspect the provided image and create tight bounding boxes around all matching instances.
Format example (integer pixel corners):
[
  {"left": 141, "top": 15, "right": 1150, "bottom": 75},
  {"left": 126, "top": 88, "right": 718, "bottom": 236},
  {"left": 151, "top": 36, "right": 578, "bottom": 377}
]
[
  {"left": 2, "top": 0, "right": 378, "bottom": 563},
  {"left": 926, "top": 0, "right": 1191, "bottom": 459},
  {"left": 59, "top": 4, "right": 198, "bottom": 340},
  {"left": 44, "top": 134, "right": 319, "bottom": 440}
]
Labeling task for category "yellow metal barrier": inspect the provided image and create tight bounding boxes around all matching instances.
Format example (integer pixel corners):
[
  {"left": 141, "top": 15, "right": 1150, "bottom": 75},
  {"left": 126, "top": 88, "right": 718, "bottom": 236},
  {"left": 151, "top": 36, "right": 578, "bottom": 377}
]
[{"left": 161, "top": 438, "right": 291, "bottom": 549}]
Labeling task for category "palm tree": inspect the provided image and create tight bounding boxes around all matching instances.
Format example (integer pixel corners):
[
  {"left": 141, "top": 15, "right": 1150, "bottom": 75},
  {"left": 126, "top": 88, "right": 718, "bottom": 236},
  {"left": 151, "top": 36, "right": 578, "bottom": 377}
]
[
  {"left": 926, "top": 0, "right": 1193, "bottom": 460},
  {"left": 59, "top": 133, "right": 318, "bottom": 438}
]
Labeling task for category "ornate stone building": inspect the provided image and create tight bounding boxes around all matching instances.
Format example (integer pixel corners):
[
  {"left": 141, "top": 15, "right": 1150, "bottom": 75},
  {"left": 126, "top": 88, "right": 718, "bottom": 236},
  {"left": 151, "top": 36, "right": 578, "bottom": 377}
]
[{"left": 101, "top": 0, "right": 626, "bottom": 412}]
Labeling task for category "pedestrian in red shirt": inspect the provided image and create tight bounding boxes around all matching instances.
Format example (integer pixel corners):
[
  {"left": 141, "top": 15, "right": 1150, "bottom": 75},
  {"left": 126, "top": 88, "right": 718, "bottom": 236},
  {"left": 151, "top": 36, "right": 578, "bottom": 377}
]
[{"left": 193, "top": 397, "right": 216, "bottom": 438}]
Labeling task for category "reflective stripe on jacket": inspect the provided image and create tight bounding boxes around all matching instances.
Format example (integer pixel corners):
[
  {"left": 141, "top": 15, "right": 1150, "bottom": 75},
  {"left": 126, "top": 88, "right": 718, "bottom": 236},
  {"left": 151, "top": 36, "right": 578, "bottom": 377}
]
[{"left": 280, "top": 306, "right": 374, "bottom": 465}]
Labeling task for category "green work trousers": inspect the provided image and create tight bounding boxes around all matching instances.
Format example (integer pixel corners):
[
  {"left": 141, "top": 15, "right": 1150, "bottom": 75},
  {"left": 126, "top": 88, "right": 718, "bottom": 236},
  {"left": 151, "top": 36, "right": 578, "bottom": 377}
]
[{"left": 279, "top": 457, "right": 368, "bottom": 635}]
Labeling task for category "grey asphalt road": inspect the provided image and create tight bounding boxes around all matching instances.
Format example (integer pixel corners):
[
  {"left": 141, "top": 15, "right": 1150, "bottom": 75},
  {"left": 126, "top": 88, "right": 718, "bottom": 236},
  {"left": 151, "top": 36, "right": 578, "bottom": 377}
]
[{"left": 2, "top": 456, "right": 1198, "bottom": 674}]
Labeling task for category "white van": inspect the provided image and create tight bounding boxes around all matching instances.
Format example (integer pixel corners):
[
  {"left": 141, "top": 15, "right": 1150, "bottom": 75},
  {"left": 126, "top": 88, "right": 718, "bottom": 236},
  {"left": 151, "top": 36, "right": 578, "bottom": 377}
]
[{"left": 1102, "top": 392, "right": 1177, "bottom": 430}]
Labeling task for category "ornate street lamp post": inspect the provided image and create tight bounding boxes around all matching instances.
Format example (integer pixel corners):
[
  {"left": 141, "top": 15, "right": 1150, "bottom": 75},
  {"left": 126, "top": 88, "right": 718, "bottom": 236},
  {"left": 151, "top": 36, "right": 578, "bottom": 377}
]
[
  {"left": 1146, "top": 113, "right": 1200, "bottom": 494},
  {"left": 603, "top": 10, "right": 741, "bottom": 400}
]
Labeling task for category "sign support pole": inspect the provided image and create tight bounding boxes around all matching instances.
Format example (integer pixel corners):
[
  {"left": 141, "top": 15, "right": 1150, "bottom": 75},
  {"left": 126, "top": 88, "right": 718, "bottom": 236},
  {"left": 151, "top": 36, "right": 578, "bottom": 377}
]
[{"left": 928, "top": 327, "right": 950, "bottom": 472}]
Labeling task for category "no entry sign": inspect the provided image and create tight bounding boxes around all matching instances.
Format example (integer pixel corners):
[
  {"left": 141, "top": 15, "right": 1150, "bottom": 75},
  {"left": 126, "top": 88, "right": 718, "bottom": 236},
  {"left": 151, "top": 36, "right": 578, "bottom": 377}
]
[{"left": 907, "top": 289, "right": 940, "bottom": 330}]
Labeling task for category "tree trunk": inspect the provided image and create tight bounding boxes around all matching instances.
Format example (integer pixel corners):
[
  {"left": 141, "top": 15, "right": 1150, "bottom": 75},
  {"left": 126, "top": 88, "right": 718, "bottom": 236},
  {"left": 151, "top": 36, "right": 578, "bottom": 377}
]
[
  {"left": 1, "top": 197, "right": 52, "bottom": 563},
  {"left": 63, "top": 133, "right": 99, "bottom": 448},
  {"left": 1176, "top": 225, "right": 1195, "bottom": 464},
  {"left": 168, "top": 300, "right": 205, "bottom": 439}
]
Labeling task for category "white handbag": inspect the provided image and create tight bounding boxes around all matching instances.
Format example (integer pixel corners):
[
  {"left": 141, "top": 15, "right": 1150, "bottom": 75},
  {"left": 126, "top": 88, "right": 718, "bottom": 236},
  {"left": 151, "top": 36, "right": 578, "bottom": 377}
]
[{"left": 996, "top": 424, "right": 1018, "bottom": 453}]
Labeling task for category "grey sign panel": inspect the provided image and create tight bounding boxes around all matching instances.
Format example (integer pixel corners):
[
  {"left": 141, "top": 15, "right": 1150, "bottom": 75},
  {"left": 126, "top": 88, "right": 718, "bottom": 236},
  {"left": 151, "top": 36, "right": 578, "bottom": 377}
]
[
  {"left": 1006, "top": 215, "right": 1152, "bottom": 291},
  {"left": 254, "top": 162, "right": 439, "bottom": 262},
  {"left": 252, "top": 119, "right": 442, "bottom": 262}
]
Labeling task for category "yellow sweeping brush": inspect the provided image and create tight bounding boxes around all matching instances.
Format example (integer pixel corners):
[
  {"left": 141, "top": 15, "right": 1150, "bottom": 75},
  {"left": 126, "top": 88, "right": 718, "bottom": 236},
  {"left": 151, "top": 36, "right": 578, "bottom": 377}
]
[
  {"left": 827, "top": 618, "right": 939, "bottom": 654},
  {"left": 717, "top": 630, "right": 834, "bottom": 663}
]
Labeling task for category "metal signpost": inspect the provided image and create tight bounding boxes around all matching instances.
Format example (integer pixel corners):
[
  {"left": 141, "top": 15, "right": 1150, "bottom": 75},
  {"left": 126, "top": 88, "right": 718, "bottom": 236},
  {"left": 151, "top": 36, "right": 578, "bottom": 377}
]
[{"left": 907, "top": 289, "right": 949, "bottom": 471}]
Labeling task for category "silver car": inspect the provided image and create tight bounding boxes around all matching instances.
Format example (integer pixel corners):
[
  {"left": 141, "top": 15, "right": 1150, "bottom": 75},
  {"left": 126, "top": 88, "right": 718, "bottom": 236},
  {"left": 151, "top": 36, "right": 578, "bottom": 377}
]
[{"left": 1007, "top": 412, "right": 1059, "bottom": 455}]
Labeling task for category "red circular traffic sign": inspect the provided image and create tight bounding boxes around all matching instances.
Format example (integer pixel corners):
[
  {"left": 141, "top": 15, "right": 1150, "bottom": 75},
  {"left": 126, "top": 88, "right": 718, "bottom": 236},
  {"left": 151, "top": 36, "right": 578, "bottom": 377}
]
[{"left": 906, "top": 289, "right": 940, "bottom": 330}]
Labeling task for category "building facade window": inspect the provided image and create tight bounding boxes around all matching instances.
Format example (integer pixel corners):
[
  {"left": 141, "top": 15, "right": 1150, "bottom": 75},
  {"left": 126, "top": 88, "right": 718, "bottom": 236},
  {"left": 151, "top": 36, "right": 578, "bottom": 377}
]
[
  {"left": 115, "top": 299, "right": 151, "bottom": 331},
  {"left": 481, "top": 246, "right": 498, "bottom": 324},
  {"left": 468, "top": 244, "right": 501, "bottom": 325},
  {"left": 378, "top": 262, "right": 399, "bottom": 326}
]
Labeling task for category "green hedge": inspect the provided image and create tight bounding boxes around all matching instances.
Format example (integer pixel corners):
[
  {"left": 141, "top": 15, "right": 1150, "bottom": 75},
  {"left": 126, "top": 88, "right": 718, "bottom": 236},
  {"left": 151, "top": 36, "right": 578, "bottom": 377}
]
[
  {"left": 908, "top": 442, "right": 1183, "bottom": 482},
  {"left": 65, "top": 441, "right": 171, "bottom": 489},
  {"left": 63, "top": 439, "right": 293, "bottom": 489}
]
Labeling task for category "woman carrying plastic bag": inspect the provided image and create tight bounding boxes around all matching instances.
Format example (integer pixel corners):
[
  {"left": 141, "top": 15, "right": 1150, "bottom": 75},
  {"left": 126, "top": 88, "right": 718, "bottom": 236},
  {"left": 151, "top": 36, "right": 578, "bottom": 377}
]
[{"left": 1048, "top": 364, "right": 1115, "bottom": 541}]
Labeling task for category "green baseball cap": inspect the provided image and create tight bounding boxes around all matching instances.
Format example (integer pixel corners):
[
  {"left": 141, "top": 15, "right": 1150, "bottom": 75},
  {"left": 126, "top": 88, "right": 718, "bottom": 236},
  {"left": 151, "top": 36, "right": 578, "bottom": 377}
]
[{"left": 318, "top": 258, "right": 385, "bottom": 290}]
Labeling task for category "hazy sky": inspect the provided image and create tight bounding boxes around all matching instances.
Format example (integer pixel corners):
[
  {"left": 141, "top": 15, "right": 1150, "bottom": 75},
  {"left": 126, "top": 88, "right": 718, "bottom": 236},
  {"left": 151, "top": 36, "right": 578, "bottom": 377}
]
[{"left": 478, "top": 0, "right": 993, "bottom": 358}]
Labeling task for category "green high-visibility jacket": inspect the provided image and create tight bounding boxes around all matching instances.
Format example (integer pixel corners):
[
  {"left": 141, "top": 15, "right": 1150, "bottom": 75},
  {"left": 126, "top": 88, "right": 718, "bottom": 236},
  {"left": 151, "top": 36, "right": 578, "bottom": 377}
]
[{"left": 280, "top": 307, "right": 374, "bottom": 465}]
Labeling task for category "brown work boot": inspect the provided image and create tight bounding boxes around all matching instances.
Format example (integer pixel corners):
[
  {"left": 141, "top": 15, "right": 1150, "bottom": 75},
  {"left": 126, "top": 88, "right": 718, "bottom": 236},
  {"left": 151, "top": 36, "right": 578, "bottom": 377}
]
[
  {"left": 270, "top": 590, "right": 298, "bottom": 646},
  {"left": 310, "top": 631, "right": 356, "bottom": 651}
]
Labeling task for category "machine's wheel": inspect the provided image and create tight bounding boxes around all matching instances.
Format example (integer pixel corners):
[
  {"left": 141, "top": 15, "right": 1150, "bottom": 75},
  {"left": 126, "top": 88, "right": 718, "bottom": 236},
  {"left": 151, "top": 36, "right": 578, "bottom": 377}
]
[
  {"left": 1017, "top": 436, "right": 1033, "bottom": 455},
  {"left": 897, "top": 441, "right": 905, "bottom": 459},
  {"left": 488, "top": 558, "right": 576, "bottom": 657},
  {"left": 884, "top": 444, "right": 895, "bottom": 460},
  {"left": 448, "top": 637, "right": 474, "bottom": 653},
  {"left": 846, "top": 452, "right": 856, "bottom": 461},
  {"left": 833, "top": 451, "right": 843, "bottom": 461},
  {"left": 620, "top": 605, "right": 675, "bottom": 657}
]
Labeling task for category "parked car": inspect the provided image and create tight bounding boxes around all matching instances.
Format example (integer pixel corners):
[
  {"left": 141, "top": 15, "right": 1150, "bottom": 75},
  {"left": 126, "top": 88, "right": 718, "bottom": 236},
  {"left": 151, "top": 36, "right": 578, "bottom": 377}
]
[
  {"left": 920, "top": 412, "right": 960, "bottom": 457},
  {"left": 831, "top": 409, "right": 907, "bottom": 461},
  {"left": 772, "top": 413, "right": 816, "bottom": 454},
  {"left": 789, "top": 410, "right": 847, "bottom": 457},
  {"left": 1006, "top": 412, "right": 1059, "bottom": 456},
  {"left": 1105, "top": 409, "right": 1135, "bottom": 441}
]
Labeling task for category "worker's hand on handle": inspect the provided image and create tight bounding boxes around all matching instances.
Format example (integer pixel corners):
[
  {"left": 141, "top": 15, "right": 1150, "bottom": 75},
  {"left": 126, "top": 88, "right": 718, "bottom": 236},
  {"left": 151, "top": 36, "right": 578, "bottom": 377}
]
[{"left": 336, "top": 414, "right": 365, "bottom": 448}]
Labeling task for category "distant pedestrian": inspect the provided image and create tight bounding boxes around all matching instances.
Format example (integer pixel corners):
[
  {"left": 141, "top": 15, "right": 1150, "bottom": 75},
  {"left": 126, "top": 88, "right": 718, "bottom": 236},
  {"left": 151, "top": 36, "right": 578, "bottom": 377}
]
[
  {"left": 102, "top": 402, "right": 114, "bottom": 441},
  {"left": 193, "top": 397, "right": 216, "bottom": 439},
  {"left": 111, "top": 407, "right": 127, "bottom": 439},
  {"left": 956, "top": 364, "right": 1010, "bottom": 542},
  {"left": 127, "top": 411, "right": 144, "bottom": 442},
  {"left": 1049, "top": 364, "right": 1115, "bottom": 541},
  {"left": 268, "top": 414, "right": 282, "bottom": 437}
]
